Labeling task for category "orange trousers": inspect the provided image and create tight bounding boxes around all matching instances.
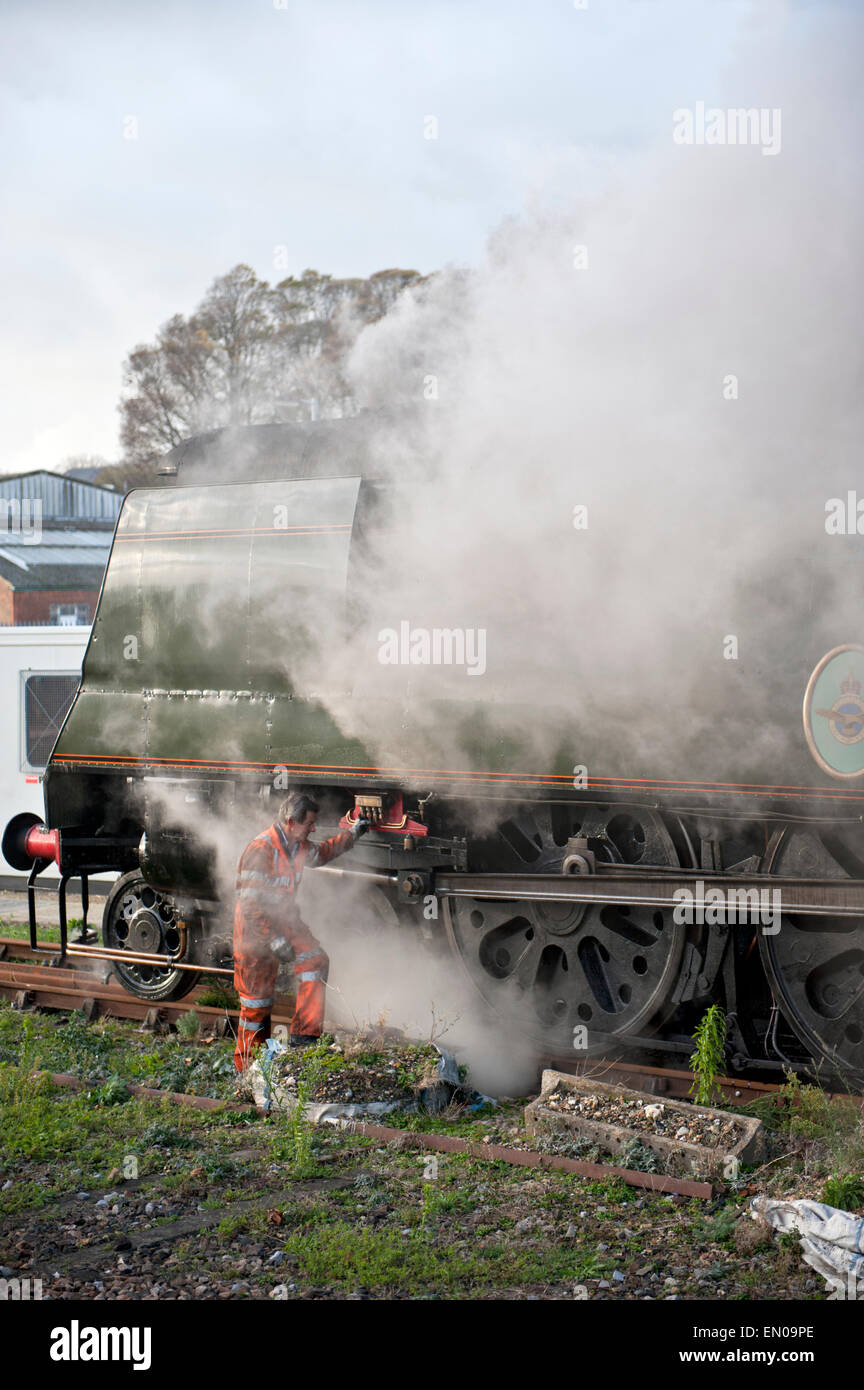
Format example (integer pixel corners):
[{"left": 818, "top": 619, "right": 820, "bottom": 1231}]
[{"left": 233, "top": 922, "right": 329, "bottom": 1072}]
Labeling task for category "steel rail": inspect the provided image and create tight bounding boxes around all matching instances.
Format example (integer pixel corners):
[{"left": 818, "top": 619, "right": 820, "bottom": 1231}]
[
  {"left": 0, "top": 954, "right": 293, "bottom": 1025},
  {"left": 2, "top": 947, "right": 860, "bottom": 1104}
]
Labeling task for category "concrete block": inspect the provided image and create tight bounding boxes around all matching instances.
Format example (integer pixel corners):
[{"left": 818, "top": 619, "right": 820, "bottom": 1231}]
[{"left": 524, "top": 1069, "right": 765, "bottom": 1178}]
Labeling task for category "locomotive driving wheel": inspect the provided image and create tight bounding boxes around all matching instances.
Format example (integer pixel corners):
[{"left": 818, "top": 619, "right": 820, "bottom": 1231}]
[
  {"left": 102, "top": 871, "right": 200, "bottom": 1002},
  {"left": 760, "top": 827, "right": 864, "bottom": 1085},
  {"left": 443, "top": 804, "right": 686, "bottom": 1057}
]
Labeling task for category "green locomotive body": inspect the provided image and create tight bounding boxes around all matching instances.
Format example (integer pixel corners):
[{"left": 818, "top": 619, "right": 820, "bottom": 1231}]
[{"left": 5, "top": 422, "right": 864, "bottom": 1085}]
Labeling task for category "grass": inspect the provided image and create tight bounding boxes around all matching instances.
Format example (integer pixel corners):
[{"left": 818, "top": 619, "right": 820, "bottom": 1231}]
[
  {"left": 195, "top": 979, "right": 240, "bottom": 1009},
  {"left": 0, "top": 918, "right": 64, "bottom": 943},
  {"left": 416, "top": 1183, "right": 478, "bottom": 1230},
  {"left": 578, "top": 1177, "right": 635, "bottom": 1205},
  {"left": 277, "top": 1219, "right": 602, "bottom": 1293},
  {"left": 0, "top": 999, "right": 237, "bottom": 1099},
  {"left": 374, "top": 1106, "right": 501, "bottom": 1139},
  {"left": 0, "top": 916, "right": 92, "bottom": 944},
  {"left": 0, "top": 1001, "right": 258, "bottom": 1217},
  {"left": 0, "top": 995, "right": 858, "bottom": 1300},
  {"left": 742, "top": 1069, "right": 864, "bottom": 1181},
  {"left": 216, "top": 1215, "right": 248, "bottom": 1239},
  {"left": 0, "top": 1078, "right": 179, "bottom": 1214},
  {"left": 139, "top": 1120, "right": 198, "bottom": 1150}
]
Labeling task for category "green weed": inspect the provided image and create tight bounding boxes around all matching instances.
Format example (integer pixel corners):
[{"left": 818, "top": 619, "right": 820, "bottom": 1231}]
[
  {"left": 140, "top": 1120, "right": 196, "bottom": 1150},
  {"left": 87, "top": 1075, "right": 132, "bottom": 1106},
  {"left": 579, "top": 1177, "right": 634, "bottom": 1204},
  {"left": 196, "top": 1151, "right": 241, "bottom": 1183},
  {"left": 621, "top": 1138, "right": 659, "bottom": 1174},
  {"left": 779, "top": 1071, "right": 859, "bottom": 1140},
  {"left": 216, "top": 1214, "right": 248, "bottom": 1239},
  {"left": 266, "top": 1042, "right": 327, "bottom": 1175},
  {"left": 196, "top": 980, "right": 240, "bottom": 1009},
  {"left": 689, "top": 1003, "right": 727, "bottom": 1106},
  {"left": 822, "top": 1173, "right": 864, "bottom": 1210},
  {"left": 692, "top": 1205, "right": 738, "bottom": 1247},
  {"left": 176, "top": 1011, "right": 201, "bottom": 1042}
]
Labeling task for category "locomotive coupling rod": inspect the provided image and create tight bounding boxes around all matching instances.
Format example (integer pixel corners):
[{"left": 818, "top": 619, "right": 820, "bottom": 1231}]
[{"left": 433, "top": 872, "right": 864, "bottom": 918}]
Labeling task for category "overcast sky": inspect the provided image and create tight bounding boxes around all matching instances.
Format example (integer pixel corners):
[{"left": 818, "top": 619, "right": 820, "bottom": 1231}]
[{"left": 0, "top": 0, "right": 821, "bottom": 473}]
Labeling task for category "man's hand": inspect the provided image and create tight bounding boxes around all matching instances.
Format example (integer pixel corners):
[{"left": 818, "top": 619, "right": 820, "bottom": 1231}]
[
  {"left": 352, "top": 817, "right": 371, "bottom": 838},
  {"left": 269, "top": 936, "right": 295, "bottom": 965}
]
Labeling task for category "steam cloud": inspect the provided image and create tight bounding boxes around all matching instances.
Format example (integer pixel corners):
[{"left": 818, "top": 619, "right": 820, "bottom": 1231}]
[
  {"left": 280, "top": 3, "right": 864, "bottom": 790},
  {"left": 254, "top": 8, "right": 863, "bottom": 1086},
  {"left": 72, "top": 6, "right": 864, "bottom": 1092}
]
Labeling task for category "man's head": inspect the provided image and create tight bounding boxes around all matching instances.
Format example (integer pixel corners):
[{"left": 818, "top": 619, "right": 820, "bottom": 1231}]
[{"left": 278, "top": 791, "right": 320, "bottom": 842}]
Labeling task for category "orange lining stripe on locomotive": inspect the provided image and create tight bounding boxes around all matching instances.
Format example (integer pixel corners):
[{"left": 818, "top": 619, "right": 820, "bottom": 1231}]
[
  {"left": 114, "top": 524, "right": 353, "bottom": 542},
  {"left": 45, "top": 750, "right": 854, "bottom": 793},
  {"left": 51, "top": 753, "right": 864, "bottom": 800}
]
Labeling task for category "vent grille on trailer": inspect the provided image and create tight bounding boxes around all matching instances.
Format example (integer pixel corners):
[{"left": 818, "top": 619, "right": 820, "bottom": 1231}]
[{"left": 21, "top": 672, "right": 79, "bottom": 771}]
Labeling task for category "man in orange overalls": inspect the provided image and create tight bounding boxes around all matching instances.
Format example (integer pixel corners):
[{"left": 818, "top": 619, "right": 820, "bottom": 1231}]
[{"left": 233, "top": 791, "right": 369, "bottom": 1071}]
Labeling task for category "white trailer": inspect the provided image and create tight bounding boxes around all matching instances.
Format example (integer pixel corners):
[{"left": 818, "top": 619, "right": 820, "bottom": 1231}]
[{"left": 0, "top": 624, "right": 89, "bottom": 892}]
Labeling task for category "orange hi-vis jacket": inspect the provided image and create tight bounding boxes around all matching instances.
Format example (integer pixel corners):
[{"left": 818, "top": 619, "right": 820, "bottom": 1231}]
[
  {"left": 233, "top": 821, "right": 356, "bottom": 958},
  {"left": 232, "top": 820, "right": 356, "bottom": 1068}
]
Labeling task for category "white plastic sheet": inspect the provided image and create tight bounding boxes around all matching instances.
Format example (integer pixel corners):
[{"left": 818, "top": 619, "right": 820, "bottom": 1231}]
[
  {"left": 248, "top": 1038, "right": 481, "bottom": 1119},
  {"left": 750, "top": 1195, "right": 864, "bottom": 1296}
]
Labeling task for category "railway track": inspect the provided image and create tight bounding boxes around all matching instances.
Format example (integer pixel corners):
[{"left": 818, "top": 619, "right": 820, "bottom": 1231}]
[
  {"left": 2, "top": 934, "right": 856, "bottom": 1107},
  {"left": 0, "top": 936, "right": 294, "bottom": 1033}
]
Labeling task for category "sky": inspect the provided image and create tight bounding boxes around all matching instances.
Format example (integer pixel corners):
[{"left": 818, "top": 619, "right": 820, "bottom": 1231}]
[{"left": 0, "top": 0, "right": 823, "bottom": 474}]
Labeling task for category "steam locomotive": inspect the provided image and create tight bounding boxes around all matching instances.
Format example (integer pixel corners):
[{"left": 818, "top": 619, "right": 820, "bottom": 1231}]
[{"left": 5, "top": 418, "right": 864, "bottom": 1088}]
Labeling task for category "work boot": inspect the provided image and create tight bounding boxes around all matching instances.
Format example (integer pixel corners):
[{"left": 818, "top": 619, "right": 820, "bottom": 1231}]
[{"left": 289, "top": 1033, "right": 321, "bottom": 1049}]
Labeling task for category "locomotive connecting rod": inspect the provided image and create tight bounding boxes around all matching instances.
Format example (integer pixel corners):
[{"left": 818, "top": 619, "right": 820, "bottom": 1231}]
[{"left": 432, "top": 872, "right": 864, "bottom": 918}]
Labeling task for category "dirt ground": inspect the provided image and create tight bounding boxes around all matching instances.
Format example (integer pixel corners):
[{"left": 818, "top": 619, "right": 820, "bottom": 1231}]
[{"left": 2, "top": 1000, "right": 860, "bottom": 1302}]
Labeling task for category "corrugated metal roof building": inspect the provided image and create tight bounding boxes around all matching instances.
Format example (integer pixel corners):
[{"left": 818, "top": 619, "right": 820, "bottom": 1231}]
[
  {"left": 0, "top": 471, "right": 119, "bottom": 626},
  {"left": 0, "top": 470, "right": 122, "bottom": 522}
]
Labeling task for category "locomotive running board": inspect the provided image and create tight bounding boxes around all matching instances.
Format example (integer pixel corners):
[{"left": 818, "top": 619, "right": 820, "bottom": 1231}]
[{"left": 433, "top": 871, "right": 864, "bottom": 918}]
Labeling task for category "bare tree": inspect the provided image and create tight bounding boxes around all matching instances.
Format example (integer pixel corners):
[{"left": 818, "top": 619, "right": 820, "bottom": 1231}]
[
  {"left": 56, "top": 453, "right": 112, "bottom": 477},
  {"left": 119, "top": 263, "right": 426, "bottom": 465},
  {"left": 193, "top": 265, "right": 279, "bottom": 426}
]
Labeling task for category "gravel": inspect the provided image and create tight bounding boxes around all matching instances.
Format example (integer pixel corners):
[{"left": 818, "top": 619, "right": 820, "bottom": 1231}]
[
  {"left": 267, "top": 1039, "right": 443, "bottom": 1105},
  {"left": 543, "top": 1086, "right": 743, "bottom": 1152}
]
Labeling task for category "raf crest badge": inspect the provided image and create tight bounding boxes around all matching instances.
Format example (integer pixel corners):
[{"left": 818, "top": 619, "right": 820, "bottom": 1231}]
[{"left": 803, "top": 644, "right": 864, "bottom": 779}]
